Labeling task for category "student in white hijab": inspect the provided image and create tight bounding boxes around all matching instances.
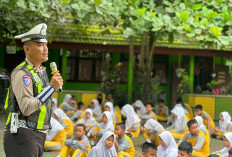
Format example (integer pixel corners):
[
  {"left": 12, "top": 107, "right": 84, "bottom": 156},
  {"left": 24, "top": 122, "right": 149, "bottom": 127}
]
[
  {"left": 52, "top": 98, "right": 58, "bottom": 111},
  {"left": 142, "top": 119, "right": 164, "bottom": 146},
  {"left": 59, "top": 94, "right": 76, "bottom": 113},
  {"left": 194, "top": 116, "right": 210, "bottom": 142},
  {"left": 134, "top": 100, "right": 146, "bottom": 115},
  {"left": 121, "top": 104, "right": 141, "bottom": 138},
  {"left": 77, "top": 108, "right": 97, "bottom": 133},
  {"left": 87, "top": 131, "right": 117, "bottom": 157},
  {"left": 44, "top": 117, "right": 66, "bottom": 151},
  {"left": 157, "top": 131, "right": 178, "bottom": 157},
  {"left": 53, "top": 108, "right": 74, "bottom": 138},
  {"left": 165, "top": 107, "right": 188, "bottom": 139},
  {"left": 211, "top": 132, "right": 232, "bottom": 156},
  {"left": 91, "top": 99, "right": 102, "bottom": 119},
  {"left": 104, "top": 102, "right": 116, "bottom": 125},
  {"left": 213, "top": 111, "right": 232, "bottom": 139}
]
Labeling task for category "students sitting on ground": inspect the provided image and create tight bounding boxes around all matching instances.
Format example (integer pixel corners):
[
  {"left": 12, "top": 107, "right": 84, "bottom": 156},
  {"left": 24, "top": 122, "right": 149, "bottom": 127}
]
[
  {"left": 179, "top": 119, "right": 210, "bottom": 157},
  {"left": 59, "top": 124, "right": 91, "bottom": 157},
  {"left": 194, "top": 104, "right": 215, "bottom": 134},
  {"left": 178, "top": 141, "right": 192, "bottom": 157},
  {"left": 141, "top": 119, "right": 164, "bottom": 146},
  {"left": 140, "top": 103, "right": 157, "bottom": 125},
  {"left": 87, "top": 131, "right": 117, "bottom": 157},
  {"left": 155, "top": 99, "right": 169, "bottom": 122},
  {"left": 211, "top": 132, "right": 232, "bottom": 157},
  {"left": 212, "top": 111, "right": 232, "bottom": 139},
  {"left": 194, "top": 116, "right": 210, "bottom": 143},
  {"left": 114, "top": 122, "right": 135, "bottom": 157},
  {"left": 53, "top": 108, "right": 74, "bottom": 138},
  {"left": 44, "top": 117, "right": 66, "bottom": 151},
  {"left": 165, "top": 107, "right": 189, "bottom": 139},
  {"left": 121, "top": 104, "right": 141, "bottom": 138},
  {"left": 157, "top": 131, "right": 178, "bottom": 157},
  {"left": 142, "top": 141, "right": 157, "bottom": 157},
  {"left": 70, "top": 101, "right": 85, "bottom": 122}
]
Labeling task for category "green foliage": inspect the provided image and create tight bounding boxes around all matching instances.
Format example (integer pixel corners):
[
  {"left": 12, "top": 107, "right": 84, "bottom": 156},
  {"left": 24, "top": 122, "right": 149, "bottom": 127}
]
[
  {"left": 177, "top": 68, "right": 190, "bottom": 96},
  {"left": 207, "top": 80, "right": 222, "bottom": 89}
]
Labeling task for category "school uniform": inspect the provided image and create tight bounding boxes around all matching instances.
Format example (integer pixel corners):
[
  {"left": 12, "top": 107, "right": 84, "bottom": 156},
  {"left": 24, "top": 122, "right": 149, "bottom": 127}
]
[
  {"left": 121, "top": 104, "right": 141, "bottom": 138},
  {"left": 87, "top": 131, "right": 117, "bottom": 157},
  {"left": 53, "top": 108, "right": 74, "bottom": 138},
  {"left": 143, "top": 119, "right": 164, "bottom": 146},
  {"left": 59, "top": 135, "right": 91, "bottom": 157},
  {"left": 117, "top": 134, "right": 135, "bottom": 157},
  {"left": 77, "top": 109, "right": 97, "bottom": 133},
  {"left": 155, "top": 105, "right": 169, "bottom": 121},
  {"left": 70, "top": 110, "right": 85, "bottom": 122},
  {"left": 157, "top": 131, "right": 178, "bottom": 157},
  {"left": 201, "top": 111, "right": 215, "bottom": 131},
  {"left": 140, "top": 111, "right": 157, "bottom": 125},
  {"left": 179, "top": 131, "right": 210, "bottom": 156},
  {"left": 195, "top": 116, "right": 210, "bottom": 143},
  {"left": 165, "top": 107, "right": 188, "bottom": 140},
  {"left": 105, "top": 102, "right": 117, "bottom": 126},
  {"left": 211, "top": 132, "right": 232, "bottom": 156},
  {"left": 135, "top": 100, "right": 146, "bottom": 116},
  {"left": 91, "top": 99, "right": 102, "bottom": 119},
  {"left": 44, "top": 117, "right": 66, "bottom": 151}
]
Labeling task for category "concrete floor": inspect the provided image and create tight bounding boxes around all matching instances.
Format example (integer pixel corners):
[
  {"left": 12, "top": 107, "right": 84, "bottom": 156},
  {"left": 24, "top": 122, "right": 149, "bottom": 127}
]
[{"left": 0, "top": 114, "right": 225, "bottom": 157}]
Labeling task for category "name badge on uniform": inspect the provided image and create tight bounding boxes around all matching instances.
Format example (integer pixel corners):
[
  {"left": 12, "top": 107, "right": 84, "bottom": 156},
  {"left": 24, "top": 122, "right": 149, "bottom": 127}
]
[{"left": 22, "top": 75, "right": 32, "bottom": 86}]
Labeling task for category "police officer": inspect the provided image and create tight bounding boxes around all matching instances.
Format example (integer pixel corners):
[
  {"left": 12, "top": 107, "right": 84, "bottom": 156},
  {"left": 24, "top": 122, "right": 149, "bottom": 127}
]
[{"left": 3, "top": 23, "right": 63, "bottom": 157}]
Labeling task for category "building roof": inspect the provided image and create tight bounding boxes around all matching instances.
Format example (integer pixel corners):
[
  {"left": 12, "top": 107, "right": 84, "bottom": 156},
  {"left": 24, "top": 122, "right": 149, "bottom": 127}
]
[{"left": 48, "top": 24, "right": 232, "bottom": 52}]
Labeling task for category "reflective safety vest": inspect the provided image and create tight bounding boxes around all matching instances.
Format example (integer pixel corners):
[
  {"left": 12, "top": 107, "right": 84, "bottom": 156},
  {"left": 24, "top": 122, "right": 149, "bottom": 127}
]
[{"left": 4, "top": 61, "right": 52, "bottom": 130}]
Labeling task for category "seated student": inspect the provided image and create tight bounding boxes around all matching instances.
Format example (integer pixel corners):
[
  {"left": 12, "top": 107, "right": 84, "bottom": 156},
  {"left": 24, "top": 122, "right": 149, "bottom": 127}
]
[
  {"left": 212, "top": 111, "right": 232, "bottom": 139},
  {"left": 194, "top": 104, "right": 215, "bottom": 134},
  {"left": 141, "top": 119, "right": 164, "bottom": 146},
  {"left": 44, "top": 117, "right": 66, "bottom": 151},
  {"left": 90, "top": 99, "right": 102, "bottom": 119},
  {"left": 134, "top": 100, "right": 147, "bottom": 117},
  {"left": 60, "top": 94, "right": 77, "bottom": 114},
  {"left": 70, "top": 102, "right": 85, "bottom": 122},
  {"left": 211, "top": 132, "right": 232, "bottom": 157},
  {"left": 194, "top": 116, "right": 210, "bottom": 143},
  {"left": 142, "top": 141, "right": 157, "bottom": 157},
  {"left": 121, "top": 104, "right": 141, "bottom": 138},
  {"left": 114, "top": 123, "right": 135, "bottom": 157},
  {"left": 140, "top": 103, "right": 157, "bottom": 125},
  {"left": 77, "top": 108, "right": 97, "bottom": 134},
  {"left": 87, "top": 131, "right": 117, "bottom": 157},
  {"left": 178, "top": 141, "right": 192, "bottom": 157},
  {"left": 53, "top": 108, "right": 74, "bottom": 138},
  {"left": 157, "top": 131, "right": 178, "bottom": 157},
  {"left": 165, "top": 107, "right": 189, "bottom": 140},
  {"left": 89, "top": 111, "right": 114, "bottom": 145},
  {"left": 104, "top": 102, "right": 116, "bottom": 126},
  {"left": 59, "top": 124, "right": 91, "bottom": 157},
  {"left": 155, "top": 99, "right": 169, "bottom": 122},
  {"left": 179, "top": 119, "right": 210, "bottom": 157}
]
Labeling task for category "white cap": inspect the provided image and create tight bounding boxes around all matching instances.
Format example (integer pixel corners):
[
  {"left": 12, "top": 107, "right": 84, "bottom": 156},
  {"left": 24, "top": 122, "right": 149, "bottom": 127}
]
[{"left": 15, "top": 23, "right": 48, "bottom": 43}]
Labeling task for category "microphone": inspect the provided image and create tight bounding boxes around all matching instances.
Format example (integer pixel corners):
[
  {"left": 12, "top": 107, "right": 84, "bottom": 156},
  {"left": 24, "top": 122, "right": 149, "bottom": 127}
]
[{"left": 50, "top": 62, "right": 63, "bottom": 92}]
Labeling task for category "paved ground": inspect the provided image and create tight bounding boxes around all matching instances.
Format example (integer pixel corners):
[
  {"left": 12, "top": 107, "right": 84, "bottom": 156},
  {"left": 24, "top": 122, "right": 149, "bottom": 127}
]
[{"left": 0, "top": 114, "right": 224, "bottom": 157}]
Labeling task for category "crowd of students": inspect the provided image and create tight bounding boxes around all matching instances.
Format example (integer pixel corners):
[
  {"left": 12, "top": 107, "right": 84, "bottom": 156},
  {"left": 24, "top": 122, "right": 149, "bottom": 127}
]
[{"left": 45, "top": 94, "right": 232, "bottom": 157}]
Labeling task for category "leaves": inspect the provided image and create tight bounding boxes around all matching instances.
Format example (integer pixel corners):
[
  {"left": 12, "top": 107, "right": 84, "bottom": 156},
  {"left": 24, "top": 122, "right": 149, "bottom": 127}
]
[{"left": 180, "top": 11, "right": 189, "bottom": 22}]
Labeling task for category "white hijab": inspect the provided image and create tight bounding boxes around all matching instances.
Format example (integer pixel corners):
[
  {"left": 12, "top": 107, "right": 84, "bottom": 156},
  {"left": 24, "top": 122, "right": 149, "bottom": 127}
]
[
  {"left": 171, "top": 107, "right": 186, "bottom": 130},
  {"left": 77, "top": 108, "right": 96, "bottom": 125},
  {"left": 91, "top": 99, "right": 102, "bottom": 116},
  {"left": 105, "top": 102, "right": 115, "bottom": 116},
  {"left": 144, "top": 119, "right": 164, "bottom": 133},
  {"left": 220, "top": 132, "right": 232, "bottom": 154},
  {"left": 53, "top": 108, "right": 71, "bottom": 123},
  {"left": 174, "top": 103, "right": 188, "bottom": 114},
  {"left": 87, "top": 131, "right": 117, "bottom": 157},
  {"left": 220, "top": 112, "right": 231, "bottom": 132},
  {"left": 50, "top": 117, "right": 64, "bottom": 132},
  {"left": 61, "top": 94, "right": 72, "bottom": 105},
  {"left": 121, "top": 104, "right": 141, "bottom": 131},
  {"left": 157, "top": 131, "right": 178, "bottom": 157},
  {"left": 99, "top": 111, "right": 114, "bottom": 130},
  {"left": 52, "top": 98, "right": 58, "bottom": 110},
  {"left": 135, "top": 100, "right": 146, "bottom": 114},
  {"left": 194, "top": 116, "right": 206, "bottom": 134}
]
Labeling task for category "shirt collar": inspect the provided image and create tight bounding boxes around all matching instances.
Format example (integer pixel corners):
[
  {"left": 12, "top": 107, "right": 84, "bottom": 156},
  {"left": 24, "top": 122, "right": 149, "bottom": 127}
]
[{"left": 25, "top": 58, "right": 46, "bottom": 72}]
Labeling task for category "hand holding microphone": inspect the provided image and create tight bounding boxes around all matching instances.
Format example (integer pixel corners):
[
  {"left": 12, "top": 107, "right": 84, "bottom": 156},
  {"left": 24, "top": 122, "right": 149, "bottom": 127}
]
[{"left": 50, "top": 62, "right": 63, "bottom": 92}]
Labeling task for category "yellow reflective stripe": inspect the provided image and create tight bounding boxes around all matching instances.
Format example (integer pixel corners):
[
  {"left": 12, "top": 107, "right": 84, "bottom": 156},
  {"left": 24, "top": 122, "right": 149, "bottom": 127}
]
[
  {"left": 4, "top": 89, "right": 9, "bottom": 109},
  {"left": 6, "top": 111, "right": 11, "bottom": 125},
  {"left": 16, "top": 61, "right": 26, "bottom": 68},
  {"left": 26, "top": 65, "right": 43, "bottom": 94},
  {"left": 37, "top": 105, "right": 46, "bottom": 129}
]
